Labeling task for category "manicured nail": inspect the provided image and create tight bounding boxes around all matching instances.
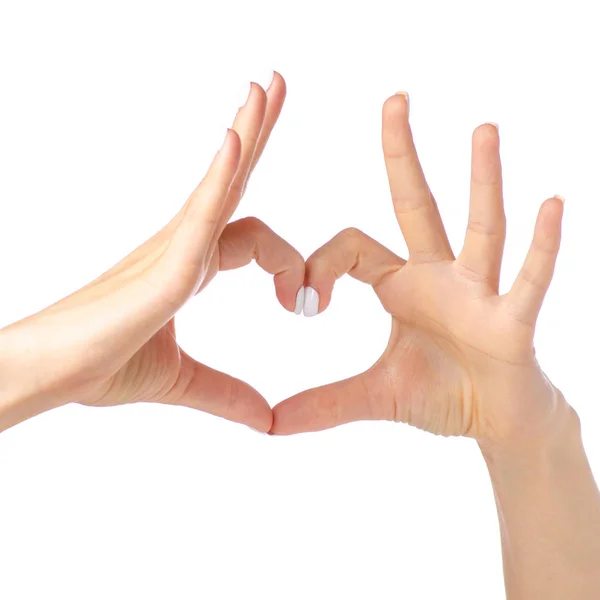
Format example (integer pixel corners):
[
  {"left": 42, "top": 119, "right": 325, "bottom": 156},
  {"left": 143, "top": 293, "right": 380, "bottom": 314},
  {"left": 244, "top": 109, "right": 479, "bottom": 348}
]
[
  {"left": 294, "top": 287, "right": 305, "bottom": 315},
  {"left": 486, "top": 122, "right": 499, "bottom": 131},
  {"left": 303, "top": 287, "right": 319, "bottom": 317},
  {"left": 395, "top": 91, "right": 410, "bottom": 116},
  {"left": 555, "top": 194, "right": 565, "bottom": 203},
  {"left": 252, "top": 68, "right": 275, "bottom": 91}
]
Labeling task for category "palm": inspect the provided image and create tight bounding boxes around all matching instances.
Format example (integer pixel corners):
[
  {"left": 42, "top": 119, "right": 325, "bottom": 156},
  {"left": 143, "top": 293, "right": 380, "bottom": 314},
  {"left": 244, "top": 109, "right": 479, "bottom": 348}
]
[
  {"left": 370, "top": 261, "right": 540, "bottom": 438},
  {"left": 272, "top": 93, "right": 563, "bottom": 443},
  {"left": 87, "top": 249, "right": 223, "bottom": 408}
]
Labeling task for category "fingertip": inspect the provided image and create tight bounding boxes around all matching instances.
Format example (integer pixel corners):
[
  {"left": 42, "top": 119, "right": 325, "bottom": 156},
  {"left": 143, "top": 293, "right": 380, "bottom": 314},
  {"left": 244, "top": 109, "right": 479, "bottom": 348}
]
[
  {"left": 215, "top": 129, "right": 242, "bottom": 181},
  {"left": 302, "top": 286, "right": 321, "bottom": 317},
  {"left": 268, "top": 405, "right": 286, "bottom": 435},
  {"left": 270, "top": 70, "right": 286, "bottom": 94},
  {"left": 238, "top": 385, "right": 273, "bottom": 433},
  {"left": 249, "top": 80, "right": 266, "bottom": 96},
  {"left": 538, "top": 195, "right": 565, "bottom": 231},
  {"left": 383, "top": 92, "right": 410, "bottom": 120},
  {"left": 233, "top": 82, "right": 267, "bottom": 124},
  {"left": 546, "top": 194, "right": 565, "bottom": 213},
  {"left": 223, "top": 127, "right": 242, "bottom": 159},
  {"left": 273, "top": 279, "right": 304, "bottom": 314},
  {"left": 473, "top": 122, "right": 500, "bottom": 145},
  {"left": 273, "top": 255, "right": 306, "bottom": 314},
  {"left": 269, "top": 397, "right": 304, "bottom": 435}
]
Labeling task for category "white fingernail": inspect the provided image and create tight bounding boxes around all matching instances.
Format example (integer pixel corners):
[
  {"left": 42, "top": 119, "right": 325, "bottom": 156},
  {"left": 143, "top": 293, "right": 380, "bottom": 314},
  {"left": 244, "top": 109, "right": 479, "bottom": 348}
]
[
  {"left": 251, "top": 68, "right": 275, "bottom": 91},
  {"left": 303, "top": 287, "right": 319, "bottom": 317},
  {"left": 294, "top": 287, "right": 305, "bottom": 315},
  {"left": 234, "top": 81, "right": 252, "bottom": 109}
]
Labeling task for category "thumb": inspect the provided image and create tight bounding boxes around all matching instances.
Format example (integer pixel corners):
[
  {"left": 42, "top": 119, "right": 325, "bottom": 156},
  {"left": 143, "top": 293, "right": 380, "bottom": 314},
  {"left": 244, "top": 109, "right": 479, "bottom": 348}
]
[
  {"left": 270, "top": 368, "right": 395, "bottom": 435},
  {"left": 165, "top": 348, "right": 273, "bottom": 433}
]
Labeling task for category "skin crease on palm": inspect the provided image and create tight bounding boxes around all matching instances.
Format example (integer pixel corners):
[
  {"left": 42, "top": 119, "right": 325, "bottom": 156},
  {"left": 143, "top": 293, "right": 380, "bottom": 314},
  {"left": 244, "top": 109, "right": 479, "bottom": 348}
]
[{"left": 271, "top": 93, "right": 570, "bottom": 452}]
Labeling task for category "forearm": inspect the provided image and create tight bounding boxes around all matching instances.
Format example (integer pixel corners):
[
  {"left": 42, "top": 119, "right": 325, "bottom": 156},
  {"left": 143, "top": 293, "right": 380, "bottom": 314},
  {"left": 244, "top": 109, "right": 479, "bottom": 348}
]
[
  {"left": 0, "top": 328, "right": 62, "bottom": 434},
  {"left": 480, "top": 401, "right": 600, "bottom": 599}
]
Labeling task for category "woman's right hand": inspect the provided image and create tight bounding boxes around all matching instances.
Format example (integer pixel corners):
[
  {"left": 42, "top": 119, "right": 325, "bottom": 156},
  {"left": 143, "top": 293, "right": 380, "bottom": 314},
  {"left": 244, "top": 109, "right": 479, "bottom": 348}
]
[
  {"left": 0, "top": 73, "right": 304, "bottom": 434},
  {"left": 272, "top": 93, "right": 572, "bottom": 453}
]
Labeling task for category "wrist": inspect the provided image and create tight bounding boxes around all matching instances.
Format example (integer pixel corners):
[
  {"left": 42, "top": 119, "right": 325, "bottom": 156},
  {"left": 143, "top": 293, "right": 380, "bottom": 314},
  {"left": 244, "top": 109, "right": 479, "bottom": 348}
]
[
  {"left": 0, "top": 328, "right": 63, "bottom": 433},
  {"left": 478, "top": 392, "right": 584, "bottom": 479}
]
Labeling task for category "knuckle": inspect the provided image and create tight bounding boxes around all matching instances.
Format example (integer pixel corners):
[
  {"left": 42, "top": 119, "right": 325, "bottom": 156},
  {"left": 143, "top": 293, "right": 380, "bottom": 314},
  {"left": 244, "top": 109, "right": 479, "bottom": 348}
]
[
  {"left": 338, "top": 227, "right": 364, "bottom": 246},
  {"left": 391, "top": 195, "right": 429, "bottom": 215},
  {"left": 454, "top": 260, "right": 490, "bottom": 285},
  {"left": 519, "top": 266, "right": 547, "bottom": 290},
  {"left": 466, "top": 217, "right": 504, "bottom": 237},
  {"left": 238, "top": 216, "right": 265, "bottom": 231},
  {"left": 531, "top": 237, "right": 558, "bottom": 256}
]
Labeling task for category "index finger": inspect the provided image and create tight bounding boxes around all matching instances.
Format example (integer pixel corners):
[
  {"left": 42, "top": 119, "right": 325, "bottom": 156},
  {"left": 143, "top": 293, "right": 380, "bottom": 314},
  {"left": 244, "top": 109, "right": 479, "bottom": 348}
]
[
  {"left": 300, "top": 227, "right": 405, "bottom": 317},
  {"left": 382, "top": 93, "right": 453, "bottom": 261}
]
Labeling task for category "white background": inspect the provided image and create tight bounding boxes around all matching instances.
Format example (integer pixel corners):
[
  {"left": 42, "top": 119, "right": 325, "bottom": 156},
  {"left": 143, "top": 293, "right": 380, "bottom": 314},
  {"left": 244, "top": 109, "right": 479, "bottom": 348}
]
[{"left": 0, "top": 1, "right": 599, "bottom": 598}]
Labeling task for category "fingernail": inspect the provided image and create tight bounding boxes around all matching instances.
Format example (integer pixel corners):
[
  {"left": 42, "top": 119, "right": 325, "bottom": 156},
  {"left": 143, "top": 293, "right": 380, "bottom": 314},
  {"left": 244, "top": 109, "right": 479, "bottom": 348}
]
[
  {"left": 555, "top": 194, "right": 565, "bottom": 203},
  {"left": 486, "top": 122, "right": 499, "bottom": 131},
  {"left": 234, "top": 81, "right": 252, "bottom": 109},
  {"left": 294, "top": 287, "right": 305, "bottom": 315},
  {"left": 303, "top": 287, "right": 319, "bottom": 317},
  {"left": 395, "top": 91, "right": 410, "bottom": 116},
  {"left": 251, "top": 68, "right": 275, "bottom": 91}
]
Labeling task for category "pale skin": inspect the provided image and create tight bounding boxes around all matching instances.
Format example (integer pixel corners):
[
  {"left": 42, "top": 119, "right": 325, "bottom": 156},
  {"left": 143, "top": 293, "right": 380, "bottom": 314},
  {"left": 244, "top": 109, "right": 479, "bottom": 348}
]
[
  {"left": 0, "top": 73, "right": 304, "bottom": 434},
  {"left": 273, "top": 96, "right": 566, "bottom": 446},
  {"left": 1, "top": 77, "right": 599, "bottom": 598},
  {"left": 272, "top": 93, "right": 600, "bottom": 599}
]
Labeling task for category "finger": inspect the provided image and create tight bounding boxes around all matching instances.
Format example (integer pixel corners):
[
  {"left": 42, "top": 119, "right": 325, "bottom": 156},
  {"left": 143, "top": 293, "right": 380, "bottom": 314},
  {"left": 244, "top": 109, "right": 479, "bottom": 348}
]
[
  {"left": 271, "top": 370, "right": 391, "bottom": 434},
  {"left": 457, "top": 123, "right": 506, "bottom": 289},
  {"left": 146, "top": 129, "right": 242, "bottom": 307},
  {"left": 217, "top": 217, "right": 305, "bottom": 312},
  {"left": 242, "top": 71, "right": 287, "bottom": 193},
  {"left": 217, "top": 82, "right": 268, "bottom": 230},
  {"left": 89, "top": 86, "right": 268, "bottom": 291},
  {"left": 507, "top": 196, "right": 564, "bottom": 326},
  {"left": 301, "top": 227, "right": 405, "bottom": 316},
  {"left": 164, "top": 349, "right": 273, "bottom": 432},
  {"left": 382, "top": 93, "right": 453, "bottom": 261}
]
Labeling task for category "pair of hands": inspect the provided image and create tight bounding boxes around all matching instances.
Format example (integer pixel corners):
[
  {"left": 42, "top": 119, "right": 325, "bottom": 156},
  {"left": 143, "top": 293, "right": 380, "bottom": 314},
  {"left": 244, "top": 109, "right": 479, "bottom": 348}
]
[{"left": 0, "top": 73, "right": 568, "bottom": 452}]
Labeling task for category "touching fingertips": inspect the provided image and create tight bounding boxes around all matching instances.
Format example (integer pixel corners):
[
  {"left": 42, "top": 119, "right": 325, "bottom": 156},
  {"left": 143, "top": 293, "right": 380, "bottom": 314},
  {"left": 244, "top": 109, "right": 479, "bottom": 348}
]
[{"left": 303, "top": 286, "right": 320, "bottom": 317}]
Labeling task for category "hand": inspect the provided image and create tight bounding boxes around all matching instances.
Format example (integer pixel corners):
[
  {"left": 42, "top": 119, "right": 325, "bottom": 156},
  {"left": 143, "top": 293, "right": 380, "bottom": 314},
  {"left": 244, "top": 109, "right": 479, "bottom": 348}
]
[
  {"left": 0, "top": 73, "right": 304, "bottom": 434},
  {"left": 272, "top": 93, "right": 570, "bottom": 449}
]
